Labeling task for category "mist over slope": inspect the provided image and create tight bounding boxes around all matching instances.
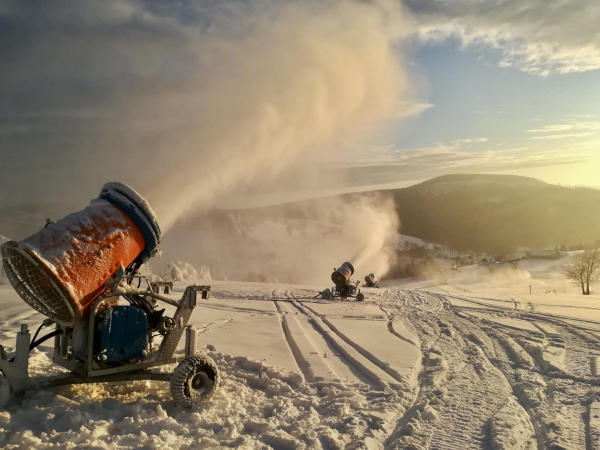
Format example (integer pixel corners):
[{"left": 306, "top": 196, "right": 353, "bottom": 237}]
[
  {"left": 210, "top": 174, "right": 600, "bottom": 257},
  {"left": 3, "top": 174, "right": 599, "bottom": 283}
]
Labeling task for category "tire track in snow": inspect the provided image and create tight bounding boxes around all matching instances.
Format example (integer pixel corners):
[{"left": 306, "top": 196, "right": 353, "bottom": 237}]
[
  {"left": 480, "top": 331, "right": 546, "bottom": 449},
  {"left": 276, "top": 301, "right": 359, "bottom": 384},
  {"left": 378, "top": 307, "right": 418, "bottom": 347},
  {"left": 383, "top": 320, "right": 432, "bottom": 449},
  {"left": 408, "top": 294, "right": 542, "bottom": 449},
  {"left": 292, "top": 301, "right": 394, "bottom": 389},
  {"left": 273, "top": 301, "right": 313, "bottom": 382},
  {"left": 446, "top": 305, "right": 550, "bottom": 448},
  {"left": 301, "top": 303, "right": 409, "bottom": 385},
  {"left": 455, "top": 305, "right": 594, "bottom": 447},
  {"left": 587, "top": 396, "right": 600, "bottom": 450},
  {"left": 195, "top": 318, "right": 234, "bottom": 334},
  {"left": 436, "top": 290, "right": 600, "bottom": 332}
]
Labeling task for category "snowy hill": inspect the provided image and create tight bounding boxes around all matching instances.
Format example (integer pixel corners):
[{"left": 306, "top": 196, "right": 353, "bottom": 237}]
[{"left": 389, "top": 174, "right": 600, "bottom": 253}]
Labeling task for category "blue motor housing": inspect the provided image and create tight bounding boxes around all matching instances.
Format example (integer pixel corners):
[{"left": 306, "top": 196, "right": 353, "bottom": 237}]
[{"left": 96, "top": 305, "right": 149, "bottom": 364}]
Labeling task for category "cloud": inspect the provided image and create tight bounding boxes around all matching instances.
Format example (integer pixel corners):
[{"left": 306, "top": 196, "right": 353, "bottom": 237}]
[
  {"left": 0, "top": 0, "right": 417, "bottom": 231},
  {"left": 406, "top": 0, "right": 600, "bottom": 75},
  {"left": 396, "top": 102, "right": 435, "bottom": 118},
  {"left": 451, "top": 137, "right": 488, "bottom": 145},
  {"left": 526, "top": 122, "right": 600, "bottom": 133},
  {"left": 525, "top": 120, "right": 600, "bottom": 140},
  {"left": 531, "top": 132, "right": 596, "bottom": 140},
  {"left": 330, "top": 139, "right": 594, "bottom": 192}
]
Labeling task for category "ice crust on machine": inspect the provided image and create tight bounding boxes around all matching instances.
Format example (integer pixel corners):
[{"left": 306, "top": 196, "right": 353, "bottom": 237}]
[{"left": 1, "top": 182, "right": 161, "bottom": 325}]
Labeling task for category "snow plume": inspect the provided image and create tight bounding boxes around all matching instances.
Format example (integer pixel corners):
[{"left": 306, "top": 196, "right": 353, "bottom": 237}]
[
  {"left": 143, "top": 0, "right": 413, "bottom": 230},
  {"left": 162, "top": 193, "right": 400, "bottom": 285},
  {"left": 0, "top": 0, "right": 416, "bottom": 231}
]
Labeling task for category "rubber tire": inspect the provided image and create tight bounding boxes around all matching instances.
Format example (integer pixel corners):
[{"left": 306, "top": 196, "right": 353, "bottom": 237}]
[
  {"left": 356, "top": 293, "right": 365, "bottom": 301},
  {"left": 170, "top": 354, "right": 220, "bottom": 408}
]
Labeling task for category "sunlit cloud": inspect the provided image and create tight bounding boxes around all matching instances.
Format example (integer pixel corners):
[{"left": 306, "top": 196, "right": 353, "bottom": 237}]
[
  {"left": 451, "top": 137, "right": 488, "bottom": 145},
  {"left": 397, "top": 102, "right": 435, "bottom": 118},
  {"left": 527, "top": 122, "right": 600, "bottom": 133},
  {"left": 406, "top": 0, "right": 600, "bottom": 75},
  {"left": 531, "top": 132, "right": 596, "bottom": 140},
  {"left": 347, "top": 139, "right": 591, "bottom": 177}
]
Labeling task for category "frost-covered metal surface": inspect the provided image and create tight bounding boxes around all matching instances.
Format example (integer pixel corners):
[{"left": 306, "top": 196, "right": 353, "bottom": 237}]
[
  {"left": 1, "top": 242, "right": 75, "bottom": 323},
  {"left": 1, "top": 182, "right": 162, "bottom": 325},
  {"left": 14, "top": 199, "right": 145, "bottom": 321},
  {"left": 99, "top": 182, "right": 161, "bottom": 262}
]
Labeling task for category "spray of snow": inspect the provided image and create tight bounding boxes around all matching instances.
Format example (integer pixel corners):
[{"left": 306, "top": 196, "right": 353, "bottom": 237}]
[
  {"left": 138, "top": 0, "right": 414, "bottom": 231},
  {"left": 162, "top": 193, "right": 399, "bottom": 284},
  {"left": 2, "top": 0, "right": 418, "bottom": 284},
  {"left": 161, "top": 261, "right": 211, "bottom": 284}
]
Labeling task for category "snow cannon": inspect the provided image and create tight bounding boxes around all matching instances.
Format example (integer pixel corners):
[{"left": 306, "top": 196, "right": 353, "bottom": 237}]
[
  {"left": 317, "top": 261, "right": 363, "bottom": 301},
  {"left": 331, "top": 261, "right": 355, "bottom": 290},
  {"left": 1, "top": 182, "right": 160, "bottom": 326},
  {"left": 0, "top": 182, "right": 219, "bottom": 409},
  {"left": 364, "top": 273, "right": 378, "bottom": 288}
]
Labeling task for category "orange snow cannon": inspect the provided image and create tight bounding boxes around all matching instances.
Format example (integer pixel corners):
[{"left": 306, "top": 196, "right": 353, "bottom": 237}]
[
  {"left": 0, "top": 182, "right": 218, "bottom": 409},
  {"left": 316, "top": 261, "right": 364, "bottom": 301},
  {"left": 331, "top": 261, "right": 355, "bottom": 290},
  {"left": 1, "top": 182, "right": 161, "bottom": 325}
]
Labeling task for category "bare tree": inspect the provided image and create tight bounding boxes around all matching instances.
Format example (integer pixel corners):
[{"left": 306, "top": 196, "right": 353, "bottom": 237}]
[{"left": 564, "top": 246, "right": 600, "bottom": 295}]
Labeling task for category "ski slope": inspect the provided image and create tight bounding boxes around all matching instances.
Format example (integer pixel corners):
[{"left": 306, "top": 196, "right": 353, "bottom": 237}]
[{"left": 0, "top": 270, "right": 599, "bottom": 448}]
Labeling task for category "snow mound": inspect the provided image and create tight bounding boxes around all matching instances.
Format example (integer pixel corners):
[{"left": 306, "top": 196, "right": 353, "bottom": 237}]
[{"left": 0, "top": 352, "right": 411, "bottom": 449}]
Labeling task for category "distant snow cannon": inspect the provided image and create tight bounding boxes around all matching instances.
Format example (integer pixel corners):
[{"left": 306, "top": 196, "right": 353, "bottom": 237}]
[
  {"left": 364, "top": 273, "right": 379, "bottom": 288},
  {"left": 331, "top": 261, "right": 354, "bottom": 290},
  {"left": 0, "top": 182, "right": 219, "bottom": 409},
  {"left": 318, "top": 261, "right": 364, "bottom": 301}
]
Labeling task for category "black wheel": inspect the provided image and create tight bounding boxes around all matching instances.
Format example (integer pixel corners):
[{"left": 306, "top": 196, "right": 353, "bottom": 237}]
[
  {"left": 170, "top": 353, "right": 219, "bottom": 408},
  {"left": 356, "top": 293, "right": 365, "bottom": 301}
]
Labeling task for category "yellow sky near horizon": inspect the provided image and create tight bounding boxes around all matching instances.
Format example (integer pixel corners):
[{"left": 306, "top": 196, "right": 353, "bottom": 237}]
[{"left": 523, "top": 140, "right": 600, "bottom": 188}]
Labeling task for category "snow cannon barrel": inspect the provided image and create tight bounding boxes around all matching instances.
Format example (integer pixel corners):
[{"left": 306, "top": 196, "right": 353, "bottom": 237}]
[
  {"left": 0, "top": 182, "right": 161, "bottom": 326},
  {"left": 364, "top": 273, "right": 376, "bottom": 286},
  {"left": 331, "top": 262, "right": 354, "bottom": 289}
]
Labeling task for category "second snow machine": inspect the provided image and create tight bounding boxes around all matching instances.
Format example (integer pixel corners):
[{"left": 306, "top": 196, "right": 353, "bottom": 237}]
[{"left": 317, "top": 261, "right": 364, "bottom": 301}]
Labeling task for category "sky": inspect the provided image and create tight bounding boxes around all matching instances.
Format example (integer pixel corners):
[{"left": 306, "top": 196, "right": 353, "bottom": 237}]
[
  {"left": 368, "top": 0, "right": 600, "bottom": 189},
  {"left": 0, "top": 0, "right": 599, "bottom": 221}
]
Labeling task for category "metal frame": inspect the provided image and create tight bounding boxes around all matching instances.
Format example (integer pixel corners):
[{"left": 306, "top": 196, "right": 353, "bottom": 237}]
[
  {"left": 150, "top": 281, "right": 174, "bottom": 294},
  {"left": 317, "top": 281, "right": 363, "bottom": 300},
  {"left": 0, "top": 284, "right": 211, "bottom": 396},
  {"left": 1, "top": 242, "right": 77, "bottom": 325}
]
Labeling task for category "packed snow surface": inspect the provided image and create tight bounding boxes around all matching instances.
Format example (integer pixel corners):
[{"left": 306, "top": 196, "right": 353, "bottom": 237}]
[{"left": 1, "top": 257, "right": 600, "bottom": 449}]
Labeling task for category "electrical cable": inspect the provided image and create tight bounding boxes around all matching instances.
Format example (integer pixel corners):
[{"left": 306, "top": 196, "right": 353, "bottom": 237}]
[{"left": 29, "top": 329, "right": 62, "bottom": 351}]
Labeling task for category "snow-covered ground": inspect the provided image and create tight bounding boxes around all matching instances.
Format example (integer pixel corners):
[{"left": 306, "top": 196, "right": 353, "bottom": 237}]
[{"left": 1, "top": 257, "right": 600, "bottom": 448}]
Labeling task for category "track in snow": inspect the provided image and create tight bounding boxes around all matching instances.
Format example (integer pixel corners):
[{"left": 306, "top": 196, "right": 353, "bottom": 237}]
[{"left": 2, "top": 282, "right": 600, "bottom": 449}]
